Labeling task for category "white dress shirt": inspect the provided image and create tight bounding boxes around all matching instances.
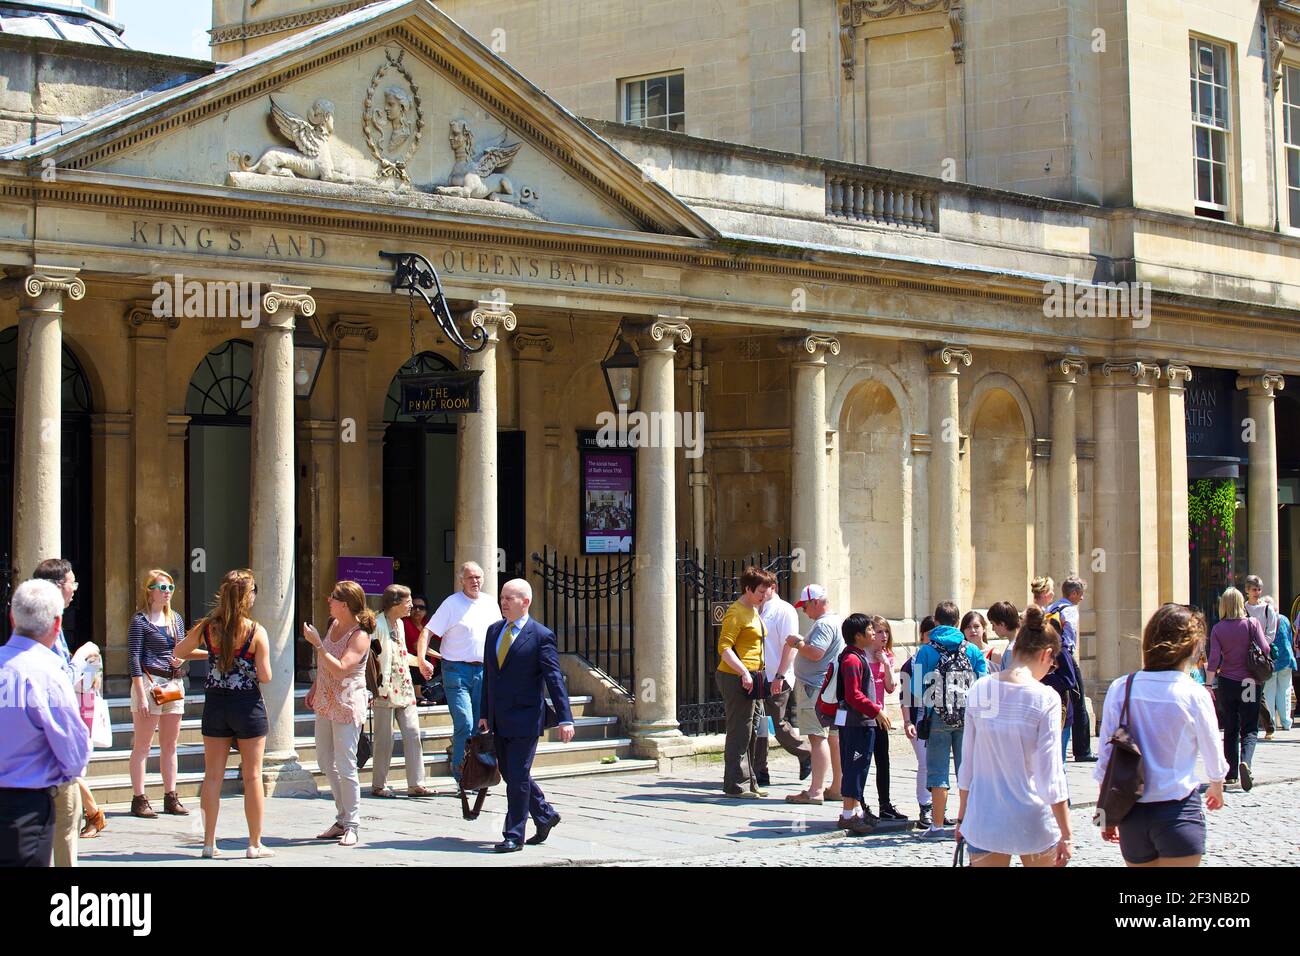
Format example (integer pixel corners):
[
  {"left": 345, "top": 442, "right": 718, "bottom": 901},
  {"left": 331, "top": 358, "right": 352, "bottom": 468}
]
[
  {"left": 957, "top": 675, "right": 1069, "bottom": 855},
  {"left": 759, "top": 593, "right": 798, "bottom": 683},
  {"left": 1093, "top": 670, "right": 1229, "bottom": 803}
]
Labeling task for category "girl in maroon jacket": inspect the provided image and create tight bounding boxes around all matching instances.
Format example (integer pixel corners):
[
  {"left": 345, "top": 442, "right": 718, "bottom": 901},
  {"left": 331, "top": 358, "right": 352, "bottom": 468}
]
[{"left": 817, "top": 613, "right": 892, "bottom": 835}]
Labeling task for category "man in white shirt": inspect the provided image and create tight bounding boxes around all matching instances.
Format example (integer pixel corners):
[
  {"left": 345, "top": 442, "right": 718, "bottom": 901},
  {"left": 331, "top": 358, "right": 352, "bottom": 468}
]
[
  {"left": 424, "top": 562, "right": 502, "bottom": 784},
  {"left": 753, "top": 589, "right": 811, "bottom": 787}
]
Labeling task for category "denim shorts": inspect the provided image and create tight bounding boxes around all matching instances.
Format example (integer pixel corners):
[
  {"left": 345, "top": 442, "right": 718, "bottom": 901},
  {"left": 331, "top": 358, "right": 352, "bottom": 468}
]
[
  {"left": 1117, "top": 791, "right": 1206, "bottom": 864},
  {"left": 925, "top": 720, "right": 963, "bottom": 790},
  {"left": 201, "top": 689, "right": 268, "bottom": 740}
]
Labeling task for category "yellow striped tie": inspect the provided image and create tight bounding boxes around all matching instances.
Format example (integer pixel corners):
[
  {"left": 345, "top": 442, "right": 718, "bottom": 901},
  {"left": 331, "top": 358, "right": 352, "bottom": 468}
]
[{"left": 498, "top": 622, "right": 517, "bottom": 669}]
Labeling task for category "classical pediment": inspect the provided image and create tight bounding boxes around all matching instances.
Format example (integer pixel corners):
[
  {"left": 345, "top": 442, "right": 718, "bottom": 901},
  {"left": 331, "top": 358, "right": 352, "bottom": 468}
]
[{"left": 2, "top": 0, "right": 715, "bottom": 239}]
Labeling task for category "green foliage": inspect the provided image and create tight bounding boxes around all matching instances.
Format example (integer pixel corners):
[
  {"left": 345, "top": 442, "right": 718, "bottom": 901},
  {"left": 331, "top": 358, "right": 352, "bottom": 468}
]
[{"left": 1188, "top": 478, "right": 1236, "bottom": 566}]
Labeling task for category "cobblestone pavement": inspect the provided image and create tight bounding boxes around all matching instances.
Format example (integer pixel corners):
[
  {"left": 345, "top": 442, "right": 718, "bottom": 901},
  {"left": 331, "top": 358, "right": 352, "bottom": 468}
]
[{"left": 80, "top": 729, "right": 1300, "bottom": 867}]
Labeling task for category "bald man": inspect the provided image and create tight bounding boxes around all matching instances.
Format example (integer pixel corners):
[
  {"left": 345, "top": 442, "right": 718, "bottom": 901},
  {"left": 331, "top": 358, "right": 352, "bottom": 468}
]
[{"left": 478, "top": 579, "right": 573, "bottom": 852}]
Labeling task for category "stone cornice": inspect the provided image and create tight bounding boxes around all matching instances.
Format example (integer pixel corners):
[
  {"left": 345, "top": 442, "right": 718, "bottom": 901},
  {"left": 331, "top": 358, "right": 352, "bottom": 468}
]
[
  {"left": 1237, "top": 371, "right": 1287, "bottom": 398},
  {"left": 209, "top": 1, "right": 373, "bottom": 46},
  {"left": 839, "top": 0, "right": 960, "bottom": 79},
  {"left": 927, "top": 344, "right": 972, "bottom": 374},
  {"left": 844, "top": 0, "right": 949, "bottom": 22}
]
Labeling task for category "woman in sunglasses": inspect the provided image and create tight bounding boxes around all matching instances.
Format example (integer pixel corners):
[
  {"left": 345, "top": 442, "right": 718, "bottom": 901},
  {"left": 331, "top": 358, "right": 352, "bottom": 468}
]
[{"left": 127, "top": 569, "right": 197, "bottom": 819}]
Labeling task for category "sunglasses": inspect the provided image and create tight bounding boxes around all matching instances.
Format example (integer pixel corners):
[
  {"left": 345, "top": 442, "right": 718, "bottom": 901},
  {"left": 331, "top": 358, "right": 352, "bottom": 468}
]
[
  {"left": 148, "top": 583, "right": 175, "bottom": 592},
  {"left": 413, "top": 604, "right": 427, "bottom": 611}
]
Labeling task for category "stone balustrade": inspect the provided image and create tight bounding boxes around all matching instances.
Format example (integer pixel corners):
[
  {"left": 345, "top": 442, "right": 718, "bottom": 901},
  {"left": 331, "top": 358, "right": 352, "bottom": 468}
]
[{"left": 825, "top": 173, "right": 937, "bottom": 230}]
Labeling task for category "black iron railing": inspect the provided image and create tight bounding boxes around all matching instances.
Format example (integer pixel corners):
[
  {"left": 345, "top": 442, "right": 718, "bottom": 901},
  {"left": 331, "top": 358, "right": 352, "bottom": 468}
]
[
  {"left": 676, "top": 540, "right": 794, "bottom": 736},
  {"left": 0, "top": 553, "right": 11, "bottom": 645},
  {"left": 532, "top": 547, "right": 635, "bottom": 693}
]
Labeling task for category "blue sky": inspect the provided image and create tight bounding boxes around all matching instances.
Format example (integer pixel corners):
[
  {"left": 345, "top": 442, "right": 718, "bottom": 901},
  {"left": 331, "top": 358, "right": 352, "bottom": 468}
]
[{"left": 116, "top": 0, "right": 213, "bottom": 60}]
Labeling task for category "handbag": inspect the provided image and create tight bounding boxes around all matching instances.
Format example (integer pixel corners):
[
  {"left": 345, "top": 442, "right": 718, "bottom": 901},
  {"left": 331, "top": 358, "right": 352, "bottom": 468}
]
[
  {"left": 458, "top": 730, "right": 502, "bottom": 820},
  {"left": 1093, "top": 673, "right": 1144, "bottom": 827},
  {"left": 952, "top": 836, "right": 967, "bottom": 867},
  {"left": 364, "top": 638, "right": 384, "bottom": 697},
  {"left": 357, "top": 714, "right": 373, "bottom": 770},
  {"left": 150, "top": 672, "right": 184, "bottom": 706},
  {"left": 1246, "top": 623, "right": 1273, "bottom": 685},
  {"left": 916, "top": 712, "right": 932, "bottom": 741},
  {"left": 742, "top": 669, "right": 773, "bottom": 701}
]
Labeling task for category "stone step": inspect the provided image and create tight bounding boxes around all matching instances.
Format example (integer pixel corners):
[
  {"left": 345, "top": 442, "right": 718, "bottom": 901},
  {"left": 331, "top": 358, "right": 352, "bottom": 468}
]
[
  {"left": 85, "top": 742, "right": 652, "bottom": 807},
  {"left": 103, "top": 696, "right": 594, "bottom": 749},
  {"left": 87, "top": 716, "right": 621, "bottom": 776}
]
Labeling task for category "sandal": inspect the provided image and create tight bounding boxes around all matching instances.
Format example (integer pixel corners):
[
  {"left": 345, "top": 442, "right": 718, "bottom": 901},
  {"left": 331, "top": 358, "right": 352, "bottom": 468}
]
[
  {"left": 785, "top": 791, "right": 824, "bottom": 805},
  {"left": 371, "top": 787, "right": 397, "bottom": 799},
  {"left": 338, "top": 828, "right": 359, "bottom": 847},
  {"left": 407, "top": 786, "right": 434, "bottom": 798},
  {"left": 316, "top": 823, "right": 347, "bottom": 840},
  {"left": 80, "top": 807, "right": 107, "bottom": 838}
]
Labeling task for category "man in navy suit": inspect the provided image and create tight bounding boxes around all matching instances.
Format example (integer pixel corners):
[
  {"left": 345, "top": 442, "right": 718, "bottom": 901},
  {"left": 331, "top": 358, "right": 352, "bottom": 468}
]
[{"left": 478, "top": 578, "right": 573, "bottom": 852}]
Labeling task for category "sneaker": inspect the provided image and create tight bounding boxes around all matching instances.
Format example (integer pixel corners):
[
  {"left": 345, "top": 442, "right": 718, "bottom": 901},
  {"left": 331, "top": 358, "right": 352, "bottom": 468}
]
[
  {"left": 1239, "top": 762, "right": 1253, "bottom": 792},
  {"left": 861, "top": 806, "right": 879, "bottom": 826},
  {"left": 943, "top": 816, "right": 957, "bottom": 827},
  {"left": 836, "top": 815, "right": 854, "bottom": 830},
  {"left": 920, "top": 826, "right": 949, "bottom": 839},
  {"left": 750, "top": 787, "right": 769, "bottom": 798},
  {"left": 845, "top": 815, "right": 875, "bottom": 836},
  {"left": 879, "top": 804, "right": 909, "bottom": 821},
  {"left": 1074, "top": 754, "right": 1099, "bottom": 763},
  {"left": 735, "top": 790, "right": 763, "bottom": 800},
  {"left": 916, "top": 806, "right": 933, "bottom": 830}
]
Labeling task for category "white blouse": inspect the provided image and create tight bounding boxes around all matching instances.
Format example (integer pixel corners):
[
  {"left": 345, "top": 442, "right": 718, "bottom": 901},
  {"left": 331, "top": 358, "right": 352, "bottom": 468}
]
[
  {"left": 1093, "top": 670, "right": 1229, "bottom": 803},
  {"left": 957, "top": 675, "right": 1069, "bottom": 855}
]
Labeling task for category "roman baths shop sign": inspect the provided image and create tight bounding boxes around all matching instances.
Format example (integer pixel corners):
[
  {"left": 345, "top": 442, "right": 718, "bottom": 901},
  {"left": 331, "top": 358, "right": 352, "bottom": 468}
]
[
  {"left": 1185, "top": 367, "right": 1248, "bottom": 461},
  {"left": 399, "top": 370, "right": 481, "bottom": 415}
]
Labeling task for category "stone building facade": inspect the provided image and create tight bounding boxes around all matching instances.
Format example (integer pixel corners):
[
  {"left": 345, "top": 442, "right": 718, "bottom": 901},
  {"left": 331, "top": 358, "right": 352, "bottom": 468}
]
[{"left": 1, "top": 0, "right": 1299, "bottom": 767}]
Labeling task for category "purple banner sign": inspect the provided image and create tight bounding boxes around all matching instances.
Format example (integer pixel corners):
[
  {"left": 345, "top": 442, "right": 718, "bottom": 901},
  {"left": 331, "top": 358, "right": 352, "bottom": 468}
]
[{"left": 337, "top": 556, "right": 395, "bottom": 596}]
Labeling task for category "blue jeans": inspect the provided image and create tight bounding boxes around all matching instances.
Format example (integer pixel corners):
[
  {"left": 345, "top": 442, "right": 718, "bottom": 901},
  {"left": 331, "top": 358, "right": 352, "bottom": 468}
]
[
  {"left": 925, "top": 720, "right": 963, "bottom": 790},
  {"left": 442, "top": 661, "right": 483, "bottom": 782}
]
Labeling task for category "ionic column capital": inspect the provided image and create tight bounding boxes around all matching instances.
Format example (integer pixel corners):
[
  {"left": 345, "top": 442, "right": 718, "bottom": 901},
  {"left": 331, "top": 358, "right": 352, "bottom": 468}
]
[
  {"left": 1161, "top": 363, "right": 1194, "bottom": 389},
  {"left": 467, "top": 299, "right": 518, "bottom": 340},
  {"left": 125, "top": 299, "right": 180, "bottom": 338},
  {"left": 785, "top": 333, "right": 841, "bottom": 366},
  {"left": 261, "top": 284, "right": 315, "bottom": 329},
  {"left": 512, "top": 329, "right": 555, "bottom": 357},
  {"left": 1046, "top": 356, "right": 1088, "bottom": 385},
  {"left": 1236, "top": 371, "right": 1286, "bottom": 398},
  {"left": 927, "top": 344, "right": 972, "bottom": 375},
  {"left": 1094, "top": 360, "right": 1160, "bottom": 385},
  {"left": 329, "top": 316, "right": 379, "bottom": 348},
  {"left": 2, "top": 266, "right": 85, "bottom": 312},
  {"left": 629, "top": 315, "right": 692, "bottom": 352}
]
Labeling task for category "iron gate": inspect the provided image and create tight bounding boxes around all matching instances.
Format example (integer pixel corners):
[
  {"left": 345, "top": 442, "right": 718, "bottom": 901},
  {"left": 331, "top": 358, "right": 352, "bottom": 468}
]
[
  {"left": 532, "top": 547, "right": 635, "bottom": 692},
  {"left": 676, "top": 540, "right": 795, "bottom": 735},
  {"left": 0, "top": 553, "right": 10, "bottom": 644}
]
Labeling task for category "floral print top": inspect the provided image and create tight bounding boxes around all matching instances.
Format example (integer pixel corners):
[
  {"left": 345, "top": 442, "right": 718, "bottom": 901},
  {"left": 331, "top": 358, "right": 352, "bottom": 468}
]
[{"left": 312, "top": 622, "right": 367, "bottom": 726}]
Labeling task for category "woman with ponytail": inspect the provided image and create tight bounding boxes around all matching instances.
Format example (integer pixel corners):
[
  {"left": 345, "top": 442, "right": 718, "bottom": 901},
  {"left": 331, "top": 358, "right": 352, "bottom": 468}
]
[
  {"left": 302, "top": 580, "right": 375, "bottom": 846},
  {"left": 954, "top": 605, "right": 1072, "bottom": 866},
  {"left": 1096, "top": 604, "right": 1227, "bottom": 867},
  {"left": 173, "top": 569, "right": 273, "bottom": 858}
]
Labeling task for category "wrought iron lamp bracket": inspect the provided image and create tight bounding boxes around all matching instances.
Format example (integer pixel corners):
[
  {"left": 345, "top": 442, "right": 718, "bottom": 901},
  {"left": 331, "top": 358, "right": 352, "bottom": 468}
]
[{"left": 379, "top": 251, "right": 487, "bottom": 355}]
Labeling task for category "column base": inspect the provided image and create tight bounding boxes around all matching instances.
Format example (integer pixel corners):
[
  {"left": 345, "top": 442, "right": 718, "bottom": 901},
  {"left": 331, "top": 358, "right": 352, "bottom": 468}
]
[
  {"left": 629, "top": 721, "right": 695, "bottom": 761},
  {"left": 258, "top": 753, "right": 318, "bottom": 798}
]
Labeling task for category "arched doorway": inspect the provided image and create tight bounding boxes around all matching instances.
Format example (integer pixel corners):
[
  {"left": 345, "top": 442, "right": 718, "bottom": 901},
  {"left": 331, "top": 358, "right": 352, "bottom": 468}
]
[
  {"left": 185, "top": 340, "right": 252, "bottom": 624},
  {"left": 0, "top": 327, "right": 94, "bottom": 647},
  {"left": 384, "top": 351, "right": 459, "bottom": 600},
  {"left": 382, "top": 351, "right": 527, "bottom": 601}
]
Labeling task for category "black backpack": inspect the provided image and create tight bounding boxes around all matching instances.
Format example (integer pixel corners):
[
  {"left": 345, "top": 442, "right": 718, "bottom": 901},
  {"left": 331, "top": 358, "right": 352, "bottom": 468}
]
[{"left": 934, "top": 640, "right": 975, "bottom": 728}]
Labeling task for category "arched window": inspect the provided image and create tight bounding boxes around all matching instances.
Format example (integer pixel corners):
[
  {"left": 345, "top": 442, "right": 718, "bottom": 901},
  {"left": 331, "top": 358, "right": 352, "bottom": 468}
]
[
  {"left": 384, "top": 351, "right": 458, "bottom": 426},
  {"left": 186, "top": 340, "right": 253, "bottom": 421},
  {"left": 0, "top": 326, "right": 94, "bottom": 414}
]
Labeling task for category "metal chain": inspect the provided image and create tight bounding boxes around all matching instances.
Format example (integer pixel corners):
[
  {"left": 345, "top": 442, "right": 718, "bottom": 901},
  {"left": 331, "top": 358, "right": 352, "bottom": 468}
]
[{"left": 407, "top": 288, "right": 419, "bottom": 365}]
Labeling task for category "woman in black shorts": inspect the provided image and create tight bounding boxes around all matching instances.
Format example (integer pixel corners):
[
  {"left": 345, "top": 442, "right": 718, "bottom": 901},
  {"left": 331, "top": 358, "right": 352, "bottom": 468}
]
[
  {"left": 1095, "top": 604, "right": 1228, "bottom": 866},
  {"left": 175, "top": 569, "right": 273, "bottom": 859}
]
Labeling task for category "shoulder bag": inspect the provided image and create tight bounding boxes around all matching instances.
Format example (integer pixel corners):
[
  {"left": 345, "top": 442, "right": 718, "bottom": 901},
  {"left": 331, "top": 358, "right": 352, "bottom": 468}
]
[
  {"left": 149, "top": 613, "right": 187, "bottom": 706},
  {"left": 1246, "top": 620, "right": 1273, "bottom": 685},
  {"left": 1092, "top": 673, "right": 1144, "bottom": 827}
]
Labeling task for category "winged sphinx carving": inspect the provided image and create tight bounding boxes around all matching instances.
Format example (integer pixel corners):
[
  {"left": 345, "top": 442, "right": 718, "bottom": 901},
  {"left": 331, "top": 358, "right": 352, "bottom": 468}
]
[
  {"left": 432, "top": 120, "right": 523, "bottom": 201},
  {"left": 237, "top": 97, "right": 341, "bottom": 181}
]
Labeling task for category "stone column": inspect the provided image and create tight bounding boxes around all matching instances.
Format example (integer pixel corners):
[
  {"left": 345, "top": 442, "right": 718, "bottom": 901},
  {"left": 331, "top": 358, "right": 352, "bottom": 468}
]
[
  {"left": 125, "top": 303, "right": 180, "bottom": 584},
  {"left": 788, "top": 334, "right": 840, "bottom": 597},
  {"left": 252, "top": 284, "right": 316, "bottom": 796},
  {"left": 1048, "top": 357, "right": 1088, "bottom": 578},
  {"left": 330, "top": 318, "right": 378, "bottom": 557},
  {"left": 6, "top": 267, "right": 83, "bottom": 577},
  {"left": 927, "top": 345, "right": 971, "bottom": 609},
  {"left": 629, "top": 317, "right": 692, "bottom": 758},
  {"left": 512, "top": 328, "right": 554, "bottom": 586},
  {"left": 1091, "top": 361, "right": 1162, "bottom": 684},
  {"left": 456, "top": 301, "right": 516, "bottom": 600},
  {"left": 1156, "top": 365, "right": 1192, "bottom": 603},
  {"left": 1237, "top": 371, "right": 1286, "bottom": 593}
]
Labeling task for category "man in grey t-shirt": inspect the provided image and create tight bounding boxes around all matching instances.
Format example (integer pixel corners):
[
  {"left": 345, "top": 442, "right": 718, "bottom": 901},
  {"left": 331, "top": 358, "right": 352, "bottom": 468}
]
[{"left": 783, "top": 584, "right": 844, "bottom": 805}]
